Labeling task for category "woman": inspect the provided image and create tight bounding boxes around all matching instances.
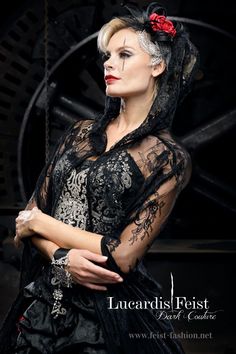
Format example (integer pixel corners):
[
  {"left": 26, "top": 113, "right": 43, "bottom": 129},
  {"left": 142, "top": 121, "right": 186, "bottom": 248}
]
[{"left": 0, "top": 2, "right": 199, "bottom": 353}]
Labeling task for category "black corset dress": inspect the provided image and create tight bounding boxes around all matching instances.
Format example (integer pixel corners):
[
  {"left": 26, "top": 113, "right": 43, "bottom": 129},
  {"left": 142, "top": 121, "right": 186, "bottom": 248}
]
[{"left": 14, "top": 120, "right": 188, "bottom": 354}]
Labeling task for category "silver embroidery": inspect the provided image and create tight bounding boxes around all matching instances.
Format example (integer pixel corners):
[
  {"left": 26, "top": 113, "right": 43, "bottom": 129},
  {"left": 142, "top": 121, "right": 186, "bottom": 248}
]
[
  {"left": 90, "top": 151, "right": 133, "bottom": 234},
  {"left": 54, "top": 167, "right": 89, "bottom": 229},
  {"left": 54, "top": 151, "right": 134, "bottom": 240}
]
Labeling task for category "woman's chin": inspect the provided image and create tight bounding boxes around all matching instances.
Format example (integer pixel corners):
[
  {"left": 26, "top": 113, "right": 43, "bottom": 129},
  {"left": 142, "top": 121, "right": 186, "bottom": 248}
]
[
  {"left": 105, "top": 88, "right": 123, "bottom": 97},
  {"left": 106, "top": 91, "right": 116, "bottom": 97}
]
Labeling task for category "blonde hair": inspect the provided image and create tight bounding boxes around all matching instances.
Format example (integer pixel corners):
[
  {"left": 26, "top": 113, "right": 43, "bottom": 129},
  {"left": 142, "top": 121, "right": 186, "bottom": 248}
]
[{"left": 97, "top": 18, "right": 129, "bottom": 53}]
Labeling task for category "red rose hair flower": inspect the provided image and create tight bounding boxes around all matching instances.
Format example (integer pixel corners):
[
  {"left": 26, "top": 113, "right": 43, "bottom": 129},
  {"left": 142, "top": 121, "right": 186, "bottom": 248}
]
[{"left": 149, "top": 13, "right": 176, "bottom": 37}]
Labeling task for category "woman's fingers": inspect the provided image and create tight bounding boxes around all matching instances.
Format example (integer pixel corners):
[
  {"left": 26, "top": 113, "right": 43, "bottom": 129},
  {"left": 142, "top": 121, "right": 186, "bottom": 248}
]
[
  {"left": 86, "top": 261, "right": 123, "bottom": 282},
  {"left": 15, "top": 210, "right": 36, "bottom": 238},
  {"left": 74, "top": 272, "right": 121, "bottom": 284},
  {"left": 77, "top": 281, "right": 107, "bottom": 291},
  {"left": 71, "top": 273, "right": 108, "bottom": 290},
  {"left": 80, "top": 257, "right": 123, "bottom": 283},
  {"left": 16, "top": 210, "right": 32, "bottom": 222},
  {"left": 14, "top": 235, "right": 21, "bottom": 248},
  {"left": 78, "top": 249, "right": 108, "bottom": 263},
  {"left": 67, "top": 249, "right": 124, "bottom": 285},
  {"left": 78, "top": 250, "right": 123, "bottom": 281},
  {"left": 72, "top": 269, "right": 123, "bottom": 285}
]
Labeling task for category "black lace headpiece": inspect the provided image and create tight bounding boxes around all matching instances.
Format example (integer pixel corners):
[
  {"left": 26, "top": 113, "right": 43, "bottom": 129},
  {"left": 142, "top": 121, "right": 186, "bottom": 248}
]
[{"left": 122, "top": 1, "right": 180, "bottom": 42}]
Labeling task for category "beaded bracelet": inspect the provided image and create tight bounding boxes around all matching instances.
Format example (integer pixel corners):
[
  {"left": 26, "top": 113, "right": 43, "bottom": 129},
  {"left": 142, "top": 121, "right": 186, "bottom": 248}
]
[{"left": 50, "top": 248, "right": 73, "bottom": 318}]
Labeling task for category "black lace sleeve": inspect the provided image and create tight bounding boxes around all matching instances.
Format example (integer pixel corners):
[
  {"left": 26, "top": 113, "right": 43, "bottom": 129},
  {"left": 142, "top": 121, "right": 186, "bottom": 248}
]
[
  {"left": 101, "top": 136, "right": 191, "bottom": 274},
  {"left": 101, "top": 176, "right": 181, "bottom": 274}
]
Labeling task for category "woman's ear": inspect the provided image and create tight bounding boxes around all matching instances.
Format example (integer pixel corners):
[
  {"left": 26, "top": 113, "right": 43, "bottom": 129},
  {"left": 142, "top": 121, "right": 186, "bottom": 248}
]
[{"left": 152, "top": 60, "right": 166, "bottom": 78}]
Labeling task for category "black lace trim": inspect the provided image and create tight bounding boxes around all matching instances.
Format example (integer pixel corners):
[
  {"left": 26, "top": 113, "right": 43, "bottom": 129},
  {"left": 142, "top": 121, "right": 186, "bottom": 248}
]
[{"left": 103, "top": 237, "right": 121, "bottom": 253}]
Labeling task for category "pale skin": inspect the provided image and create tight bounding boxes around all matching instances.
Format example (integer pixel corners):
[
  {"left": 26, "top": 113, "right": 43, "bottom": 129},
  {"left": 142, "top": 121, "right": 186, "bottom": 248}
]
[{"left": 15, "top": 28, "right": 166, "bottom": 291}]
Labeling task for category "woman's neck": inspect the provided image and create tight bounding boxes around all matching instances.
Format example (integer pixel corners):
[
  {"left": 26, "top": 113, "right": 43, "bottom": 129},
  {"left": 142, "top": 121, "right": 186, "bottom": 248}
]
[{"left": 115, "top": 90, "right": 156, "bottom": 133}]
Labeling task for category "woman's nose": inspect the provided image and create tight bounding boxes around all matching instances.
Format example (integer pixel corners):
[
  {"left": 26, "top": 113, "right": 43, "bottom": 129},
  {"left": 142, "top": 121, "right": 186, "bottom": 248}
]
[
  {"left": 104, "top": 61, "right": 113, "bottom": 70},
  {"left": 104, "top": 62, "right": 112, "bottom": 70},
  {"left": 104, "top": 56, "right": 114, "bottom": 70}
]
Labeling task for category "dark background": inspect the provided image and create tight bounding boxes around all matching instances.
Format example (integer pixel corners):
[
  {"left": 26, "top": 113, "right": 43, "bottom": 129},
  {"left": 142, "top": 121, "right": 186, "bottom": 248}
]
[{"left": 0, "top": 1, "right": 236, "bottom": 353}]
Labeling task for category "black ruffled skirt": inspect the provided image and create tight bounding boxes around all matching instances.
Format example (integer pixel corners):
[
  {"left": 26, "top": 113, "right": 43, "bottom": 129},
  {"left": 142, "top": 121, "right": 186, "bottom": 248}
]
[
  {"left": 13, "top": 263, "right": 185, "bottom": 354},
  {"left": 15, "top": 266, "right": 108, "bottom": 354}
]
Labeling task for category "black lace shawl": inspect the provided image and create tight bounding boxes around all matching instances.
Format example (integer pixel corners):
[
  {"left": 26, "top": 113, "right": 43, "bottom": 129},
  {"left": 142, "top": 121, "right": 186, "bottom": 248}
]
[{"left": 0, "top": 18, "right": 199, "bottom": 354}]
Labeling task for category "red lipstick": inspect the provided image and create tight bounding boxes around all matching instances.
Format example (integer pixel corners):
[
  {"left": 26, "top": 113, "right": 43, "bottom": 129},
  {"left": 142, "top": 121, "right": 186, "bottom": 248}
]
[{"left": 104, "top": 75, "right": 120, "bottom": 84}]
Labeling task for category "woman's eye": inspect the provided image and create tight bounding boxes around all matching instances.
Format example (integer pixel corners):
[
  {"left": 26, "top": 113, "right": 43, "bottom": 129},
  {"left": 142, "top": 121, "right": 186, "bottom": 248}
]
[{"left": 119, "top": 52, "right": 131, "bottom": 59}]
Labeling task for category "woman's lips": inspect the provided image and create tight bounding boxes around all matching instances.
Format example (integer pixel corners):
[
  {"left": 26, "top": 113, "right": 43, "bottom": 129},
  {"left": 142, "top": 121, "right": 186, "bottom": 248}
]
[{"left": 104, "top": 75, "right": 120, "bottom": 84}]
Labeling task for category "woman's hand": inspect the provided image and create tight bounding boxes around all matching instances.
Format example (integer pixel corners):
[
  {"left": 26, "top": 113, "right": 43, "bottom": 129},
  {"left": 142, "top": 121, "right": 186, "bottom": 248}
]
[
  {"left": 67, "top": 249, "right": 123, "bottom": 291},
  {"left": 15, "top": 207, "right": 42, "bottom": 246}
]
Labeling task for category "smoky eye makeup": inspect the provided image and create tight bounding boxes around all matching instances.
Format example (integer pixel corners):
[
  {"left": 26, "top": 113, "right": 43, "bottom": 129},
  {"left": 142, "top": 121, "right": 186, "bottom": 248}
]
[{"left": 119, "top": 51, "right": 132, "bottom": 58}]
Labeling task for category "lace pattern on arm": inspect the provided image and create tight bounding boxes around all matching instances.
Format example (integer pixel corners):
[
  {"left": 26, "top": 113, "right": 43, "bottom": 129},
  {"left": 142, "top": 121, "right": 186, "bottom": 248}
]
[{"left": 101, "top": 135, "right": 190, "bottom": 274}]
